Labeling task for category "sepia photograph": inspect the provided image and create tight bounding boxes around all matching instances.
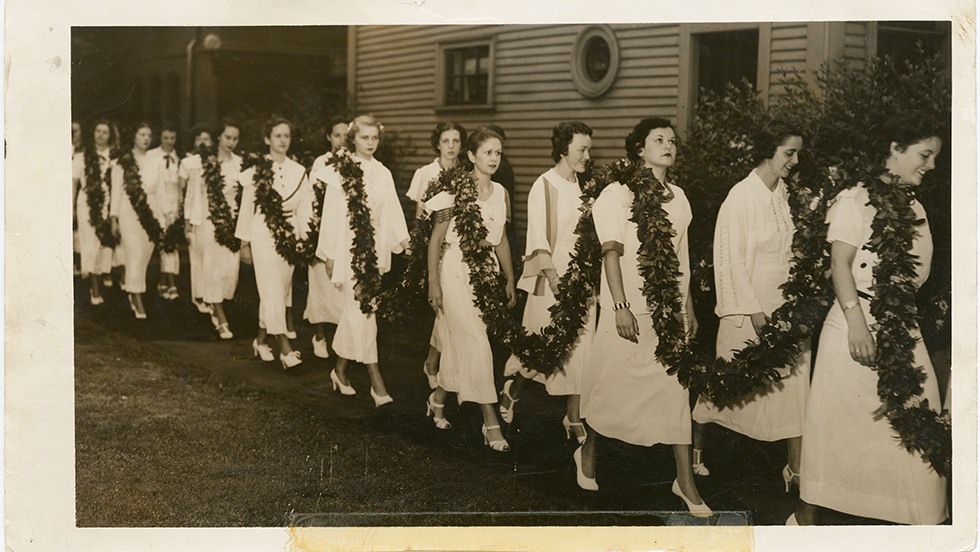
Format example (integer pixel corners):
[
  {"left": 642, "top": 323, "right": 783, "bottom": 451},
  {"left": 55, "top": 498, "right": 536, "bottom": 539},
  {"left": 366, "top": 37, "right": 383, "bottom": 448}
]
[{"left": 6, "top": 2, "right": 977, "bottom": 551}]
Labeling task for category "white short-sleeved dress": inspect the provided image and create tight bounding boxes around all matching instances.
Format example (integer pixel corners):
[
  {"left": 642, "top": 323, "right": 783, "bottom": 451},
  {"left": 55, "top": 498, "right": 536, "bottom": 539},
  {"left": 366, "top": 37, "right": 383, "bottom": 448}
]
[
  {"left": 148, "top": 147, "right": 182, "bottom": 275},
  {"left": 800, "top": 183, "right": 947, "bottom": 525},
  {"left": 304, "top": 153, "right": 345, "bottom": 326},
  {"left": 692, "top": 170, "right": 810, "bottom": 440},
  {"left": 235, "top": 157, "right": 312, "bottom": 336},
  {"left": 580, "top": 181, "right": 694, "bottom": 446},
  {"left": 73, "top": 148, "right": 114, "bottom": 277},
  {"left": 184, "top": 152, "right": 243, "bottom": 303},
  {"left": 426, "top": 182, "right": 508, "bottom": 404},
  {"left": 408, "top": 158, "right": 446, "bottom": 349},
  {"left": 110, "top": 151, "right": 168, "bottom": 294},
  {"left": 315, "top": 156, "right": 410, "bottom": 363},
  {"left": 504, "top": 168, "right": 595, "bottom": 395}
]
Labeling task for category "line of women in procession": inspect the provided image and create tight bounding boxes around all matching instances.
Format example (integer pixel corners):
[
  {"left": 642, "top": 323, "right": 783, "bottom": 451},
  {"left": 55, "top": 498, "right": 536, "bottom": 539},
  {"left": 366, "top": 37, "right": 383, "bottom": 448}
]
[{"left": 72, "top": 109, "right": 949, "bottom": 524}]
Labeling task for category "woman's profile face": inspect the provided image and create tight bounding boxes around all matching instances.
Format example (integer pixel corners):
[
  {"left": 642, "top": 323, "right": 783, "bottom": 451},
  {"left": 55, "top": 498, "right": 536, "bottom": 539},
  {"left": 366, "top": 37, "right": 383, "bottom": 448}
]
[
  {"left": 888, "top": 136, "right": 942, "bottom": 186},
  {"left": 133, "top": 126, "right": 152, "bottom": 151},
  {"left": 639, "top": 127, "right": 676, "bottom": 170},
  {"left": 562, "top": 133, "right": 592, "bottom": 174},
  {"left": 353, "top": 124, "right": 380, "bottom": 158},
  {"left": 264, "top": 123, "right": 291, "bottom": 156},
  {"left": 437, "top": 129, "right": 462, "bottom": 162},
  {"left": 468, "top": 137, "right": 502, "bottom": 177},
  {"left": 765, "top": 135, "right": 803, "bottom": 180},
  {"left": 93, "top": 124, "right": 111, "bottom": 149}
]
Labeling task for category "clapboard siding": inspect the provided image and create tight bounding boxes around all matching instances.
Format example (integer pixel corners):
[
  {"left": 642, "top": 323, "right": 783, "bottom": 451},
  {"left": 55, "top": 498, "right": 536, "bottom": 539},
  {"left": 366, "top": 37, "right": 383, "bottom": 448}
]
[
  {"left": 844, "top": 22, "right": 870, "bottom": 65},
  {"left": 353, "top": 22, "right": 873, "bottom": 244}
]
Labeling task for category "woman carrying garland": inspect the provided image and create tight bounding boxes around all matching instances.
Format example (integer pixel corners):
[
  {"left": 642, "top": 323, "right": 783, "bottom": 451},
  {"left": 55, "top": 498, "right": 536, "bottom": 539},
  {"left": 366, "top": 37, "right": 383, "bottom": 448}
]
[
  {"left": 499, "top": 121, "right": 596, "bottom": 444},
  {"left": 690, "top": 123, "right": 811, "bottom": 489},
  {"left": 183, "top": 118, "right": 243, "bottom": 339},
  {"left": 578, "top": 118, "right": 710, "bottom": 516},
  {"left": 316, "top": 115, "right": 410, "bottom": 406},
  {"left": 110, "top": 122, "right": 171, "bottom": 319},
  {"left": 236, "top": 116, "right": 313, "bottom": 369},
  {"left": 304, "top": 115, "right": 349, "bottom": 359},
  {"left": 425, "top": 127, "right": 516, "bottom": 452},
  {"left": 407, "top": 121, "right": 467, "bottom": 389},
  {"left": 73, "top": 119, "right": 117, "bottom": 305},
  {"left": 789, "top": 111, "right": 948, "bottom": 525}
]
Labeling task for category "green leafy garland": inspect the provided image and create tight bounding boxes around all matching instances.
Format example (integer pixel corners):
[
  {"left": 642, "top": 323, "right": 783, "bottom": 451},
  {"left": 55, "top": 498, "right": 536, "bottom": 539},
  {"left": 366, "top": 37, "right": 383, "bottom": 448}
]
[
  {"left": 863, "top": 171, "right": 951, "bottom": 477},
  {"left": 695, "top": 168, "right": 839, "bottom": 405},
  {"left": 597, "top": 160, "right": 703, "bottom": 383},
  {"left": 82, "top": 147, "right": 118, "bottom": 248},
  {"left": 251, "top": 155, "right": 318, "bottom": 266},
  {"left": 118, "top": 151, "right": 184, "bottom": 252},
  {"left": 328, "top": 149, "right": 382, "bottom": 314},
  {"left": 201, "top": 146, "right": 243, "bottom": 253}
]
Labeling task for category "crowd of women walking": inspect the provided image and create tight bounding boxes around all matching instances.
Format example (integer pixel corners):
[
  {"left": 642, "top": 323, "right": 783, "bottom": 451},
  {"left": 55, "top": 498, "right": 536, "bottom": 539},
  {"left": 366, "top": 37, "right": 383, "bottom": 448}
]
[{"left": 72, "top": 109, "right": 950, "bottom": 525}]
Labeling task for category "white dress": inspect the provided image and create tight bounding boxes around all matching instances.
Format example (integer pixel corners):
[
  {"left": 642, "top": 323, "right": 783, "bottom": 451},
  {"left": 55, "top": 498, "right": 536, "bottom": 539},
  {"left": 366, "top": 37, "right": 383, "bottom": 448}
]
[
  {"left": 315, "top": 156, "right": 409, "bottom": 363},
  {"left": 180, "top": 153, "right": 206, "bottom": 300},
  {"left": 184, "top": 152, "right": 243, "bottom": 303},
  {"left": 504, "top": 168, "right": 595, "bottom": 395},
  {"left": 425, "top": 182, "right": 508, "bottom": 404},
  {"left": 148, "top": 147, "right": 182, "bottom": 275},
  {"left": 408, "top": 158, "right": 446, "bottom": 349},
  {"left": 73, "top": 148, "right": 113, "bottom": 277},
  {"left": 692, "top": 170, "right": 810, "bottom": 440},
  {"left": 235, "top": 157, "right": 312, "bottom": 335},
  {"left": 800, "top": 184, "right": 948, "bottom": 525},
  {"left": 304, "top": 153, "right": 344, "bottom": 326},
  {"left": 580, "top": 181, "right": 693, "bottom": 446},
  {"left": 110, "top": 151, "right": 168, "bottom": 294}
]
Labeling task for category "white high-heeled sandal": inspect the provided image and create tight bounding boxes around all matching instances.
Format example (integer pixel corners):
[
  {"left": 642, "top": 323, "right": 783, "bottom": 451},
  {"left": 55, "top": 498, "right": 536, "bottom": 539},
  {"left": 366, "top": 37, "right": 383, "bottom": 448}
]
[
  {"left": 425, "top": 392, "right": 451, "bottom": 429},
  {"left": 782, "top": 464, "right": 800, "bottom": 493},
  {"left": 692, "top": 448, "right": 710, "bottom": 476},
  {"left": 252, "top": 339, "right": 274, "bottom": 362},
  {"left": 562, "top": 416, "right": 587, "bottom": 444},
  {"left": 671, "top": 479, "right": 712, "bottom": 517},
  {"left": 498, "top": 379, "right": 519, "bottom": 424},
  {"left": 280, "top": 350, "right": 302, "bottom": 369},
  {"left": 329, "top": 369, "right": 356, "bottom": 396},
  {"left": 482, "top": 424, "right": 510, "bottom": 452},
  {"left": 573, "top": 446, "right": 598, "bottom": 491}
]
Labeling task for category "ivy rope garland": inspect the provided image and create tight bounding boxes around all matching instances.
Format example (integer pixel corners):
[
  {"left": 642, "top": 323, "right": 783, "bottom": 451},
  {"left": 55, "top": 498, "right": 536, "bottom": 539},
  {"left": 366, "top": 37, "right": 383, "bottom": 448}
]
[
  {"left": 251, "top": 155, "right": 319, "bottom": 267},
  {"left": 83, "top": 147, "right": 118, "bottom": 248},
  {"left": 201, "top": 145, "right": 243, "bottom": 253},
  {"left": 329, "top": 148, "right": 382, "bottom": 315},
  {"left": 863, "top": 171, "right": 951, "bottom": 477},
  {"left": 118, "top": 151, "right": 184, "bottom": 253}
]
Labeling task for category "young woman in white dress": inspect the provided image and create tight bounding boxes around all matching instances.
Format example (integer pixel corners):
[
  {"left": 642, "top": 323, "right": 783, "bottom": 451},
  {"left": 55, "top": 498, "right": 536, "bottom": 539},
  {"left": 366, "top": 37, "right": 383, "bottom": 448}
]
[
  {"left": 789, "top": 111, "right": 948, "bottom": 525},
  {"left": 304, "top": 116, "right": 349, "bottom": 359},
  {"left": 236, "top": 117, "right": 313, "bottom": 369},
  {"left": 150, "top": 124, "right": 182, "bottom": 300},
  {"left": 406, "top": 121, "right": 467, "bottom": 389},
  {"left": 73, "top": 120, "right": 116, "bottom": 305},
  {"left": 578, "top": 118, "right": 710, "bottom": 516},
  {"left": 425, "top": 128, "right": 517, "bottom": 452},
  {"left": 185, "top": 123, "right": 214, "bottom": 314},
  {"left": 316, "top": 115, "right": 410, "bottom": 407},
  {"left": 691, "top": 124, "right": 810, "bottom": 489},
  {"left": 110, "top": 122, "right": 170, "bottom": 320},
  {"left": 499, "top": 121, "right": 596, "bottom": 444},
  {"left": 183, "top": 119, "right": 243, "bottom": 339}
]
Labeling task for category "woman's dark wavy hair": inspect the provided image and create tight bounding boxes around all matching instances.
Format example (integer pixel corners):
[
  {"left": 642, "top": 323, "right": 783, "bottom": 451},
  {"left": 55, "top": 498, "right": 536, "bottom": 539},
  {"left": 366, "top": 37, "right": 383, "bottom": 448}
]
[
  {"left": 431, "top": 121, "right": 467, "bottom": 154},
  {"left": 872, "top": 110, "right": 947, "bottom": 165},
  {"left": 751, "top": 121, "right": 803, "bottom": 165},
  {"left": 213, "top": 117, "right": 242, "bottom": 139},
  {"left": 625, "top": 117, "right": 676, "bottom": 163},
  {"left": 551, "top": 121, "right": 593, "bottom": 162},
  {"left": 263, "top": 116, "right": 293, "bottom": 138},
  {"left": 460, "top": 127, "right": 503, "bottom": 171},
  {"left": 86, "top": 119, "right": 118, "bottom": 152}
]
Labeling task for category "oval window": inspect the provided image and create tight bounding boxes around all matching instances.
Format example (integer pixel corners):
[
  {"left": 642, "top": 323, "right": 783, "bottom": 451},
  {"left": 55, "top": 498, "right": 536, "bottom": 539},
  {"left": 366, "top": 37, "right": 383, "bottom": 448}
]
[{"left": 571, "top": 25, "right": 619, "bottom": 98}]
